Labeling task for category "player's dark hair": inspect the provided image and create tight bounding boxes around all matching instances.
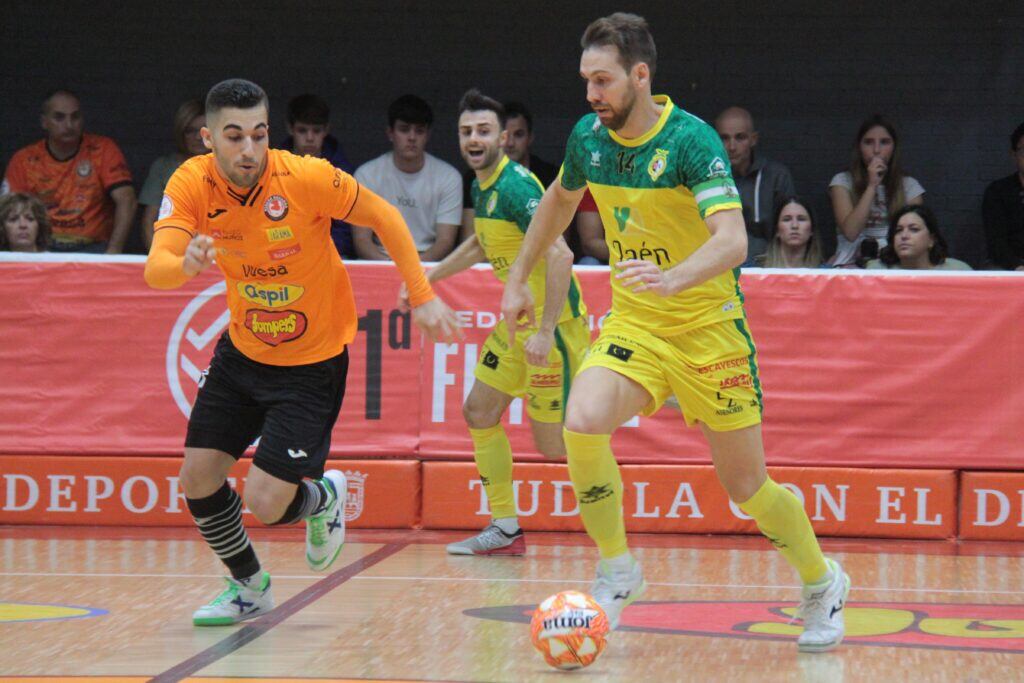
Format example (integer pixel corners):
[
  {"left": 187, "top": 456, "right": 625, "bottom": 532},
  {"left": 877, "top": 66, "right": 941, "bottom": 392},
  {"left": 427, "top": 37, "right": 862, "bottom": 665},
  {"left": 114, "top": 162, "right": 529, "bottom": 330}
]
[
  {"left": 848, "top": 114, "right": 906, "bottom": 220},
  {"left": 879, "top": 204, "right": 949, "bottom": 267},
  {"left": 459, "top": 89, "right": 506, "bottom": 128},
  {"left": 287, "top": 94, "right": 330, "bottom": 127},
  {"left": 581, "top": 13, "right": 657, "bottom": 78},
  {"left": 502, "top": 101, "right": 533, "bottom": 133},
  {"left": 41, "top": 88, "right": 80, "bottom": 114},
  {"left": 1010, "top": 121, "right": 1024, "bottom": 151},
  {"left": 388, "top": 94, "right": 433, "bottom": 128},
  {"left": 205, "top": 79, "right": 268, "bottom": 116}
]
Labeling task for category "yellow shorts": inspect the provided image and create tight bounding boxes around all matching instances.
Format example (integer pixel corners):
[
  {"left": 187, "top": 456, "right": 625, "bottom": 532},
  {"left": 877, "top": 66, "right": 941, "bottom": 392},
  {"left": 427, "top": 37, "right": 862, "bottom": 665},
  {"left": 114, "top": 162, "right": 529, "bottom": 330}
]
[
  {"left": 474, "top": 315, "right": 591, "bottom": 423},
  {"left": 578, "top": 316, "right": 763, "bottom": 431}
]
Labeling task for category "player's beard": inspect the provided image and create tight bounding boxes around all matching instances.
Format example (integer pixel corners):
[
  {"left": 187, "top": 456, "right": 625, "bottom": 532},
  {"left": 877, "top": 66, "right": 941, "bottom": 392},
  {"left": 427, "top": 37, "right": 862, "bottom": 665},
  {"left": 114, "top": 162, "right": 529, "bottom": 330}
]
[{"left": 600, "top": 88, "right": 638, "bottom": 132}]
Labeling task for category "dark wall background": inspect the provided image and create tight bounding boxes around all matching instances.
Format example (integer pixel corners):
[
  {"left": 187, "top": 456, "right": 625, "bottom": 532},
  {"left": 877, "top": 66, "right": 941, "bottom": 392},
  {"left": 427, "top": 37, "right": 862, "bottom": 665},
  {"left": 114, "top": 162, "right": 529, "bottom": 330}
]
[{"left": 2, "top": 1, "right": 1021, "bottom": 263}]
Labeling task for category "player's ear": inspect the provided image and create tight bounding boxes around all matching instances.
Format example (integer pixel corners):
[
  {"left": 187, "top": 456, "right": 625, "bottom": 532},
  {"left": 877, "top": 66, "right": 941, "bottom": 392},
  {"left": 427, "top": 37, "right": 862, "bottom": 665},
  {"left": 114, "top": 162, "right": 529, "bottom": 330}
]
[
  {"left": 201, "top": 127, "right": 213, "bottom": 150},
  {"left": 633, "top": 62, "right": 650, "bottom": 88},
  {"left": 499, "top": 128, "right": 509, "bottom": 148}
]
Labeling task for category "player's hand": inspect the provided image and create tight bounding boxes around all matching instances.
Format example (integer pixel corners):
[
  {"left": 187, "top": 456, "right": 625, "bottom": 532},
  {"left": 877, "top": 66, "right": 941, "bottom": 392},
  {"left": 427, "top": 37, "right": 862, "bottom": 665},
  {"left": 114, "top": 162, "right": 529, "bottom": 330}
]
[
  {"left": 501, "top": 280, "right": 535, "bottom": 346},
  {"left": 867, "top": 156, "right": 887, "bottom": 187},
  {"left": 396, "top": 282, "right": 411, "bottom": 313},
  {"left": 524, "top": 328, "right": 555, "bottom": 367},
  {"left": 183, "top": 234, "right": 216, "bottom": 277},
  {"left": 615, "top": 259, "right": 675, "bottom": 296},
  {"left": 412, "top": 297, "right": 462, "bottom": 343}
]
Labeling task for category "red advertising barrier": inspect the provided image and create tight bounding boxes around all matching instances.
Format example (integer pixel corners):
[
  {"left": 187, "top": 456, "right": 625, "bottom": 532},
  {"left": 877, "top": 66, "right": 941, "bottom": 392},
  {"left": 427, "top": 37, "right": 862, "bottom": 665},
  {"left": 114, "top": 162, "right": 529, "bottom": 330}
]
[
  {"left": 1, "top": 258, "right": 1023, "bottom": 470},
  {"left": 421, "top": 462, "right": 957, "bottom": 539},
  {"left": 959, "top": 471, "right": 1024, "bottom": 541},
  {"left": 0, "top": 456, "right": 420, "bottom": 528}
]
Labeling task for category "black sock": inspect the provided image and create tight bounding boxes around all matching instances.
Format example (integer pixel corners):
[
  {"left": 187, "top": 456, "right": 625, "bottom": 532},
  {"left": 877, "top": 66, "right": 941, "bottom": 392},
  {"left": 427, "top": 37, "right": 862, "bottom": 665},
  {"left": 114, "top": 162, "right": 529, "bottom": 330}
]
[
  {"left": 271, "top": 479, "right": 330, "bottom": 526},
  {"left": 186, "top": 482, "right": 260, "bottom": 580}
]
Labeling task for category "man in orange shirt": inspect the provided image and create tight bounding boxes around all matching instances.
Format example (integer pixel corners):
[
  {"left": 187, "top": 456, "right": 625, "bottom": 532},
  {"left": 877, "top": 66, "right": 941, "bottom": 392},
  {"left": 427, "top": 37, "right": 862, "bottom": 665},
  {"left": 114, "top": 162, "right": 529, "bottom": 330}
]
[
  {"left": 146, "top": 79, "right": 459, "bottom": 626},
  {"left": 3, "top": 90, "right": 137, "bottom": 253}
]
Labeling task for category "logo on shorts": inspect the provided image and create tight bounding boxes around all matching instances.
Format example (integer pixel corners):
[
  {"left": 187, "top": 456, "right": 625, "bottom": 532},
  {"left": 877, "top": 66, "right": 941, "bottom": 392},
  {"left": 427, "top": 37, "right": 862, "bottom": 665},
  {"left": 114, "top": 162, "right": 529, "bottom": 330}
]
[
  {"left": 606, "top": 343, "right": 633, "bottom": 362},
  {"left": 263, "top": 195, "right": 289, "bottom": 221},
  {"left": 244, "top": 309, "right": 308, "bottom": 346},
  {"left": 482, "top": 350, "right": 500, "bottom": 370},
  {"left": 579, "top": 484, "right": 613, "bottom": 504},
  {"left": 715, "top": 391, "right": 744, "bottom": 416},
  {"left": 343, "top": 470, "right": 367, "bottom": 522},
  {"left": 287, "top": 448, "right": 308, "bottom": 459},
  {"left": 719, "top": 374, "right": 753, "bottom": 390},
  {"left": 158, "top": 195, "right": 173, "bottom": 220},
  {"left": 237, "top": 282, "right": 304, "bottom": 308},
  {"left": 76, "top": 160, "right": 92, "bottom": 177}
]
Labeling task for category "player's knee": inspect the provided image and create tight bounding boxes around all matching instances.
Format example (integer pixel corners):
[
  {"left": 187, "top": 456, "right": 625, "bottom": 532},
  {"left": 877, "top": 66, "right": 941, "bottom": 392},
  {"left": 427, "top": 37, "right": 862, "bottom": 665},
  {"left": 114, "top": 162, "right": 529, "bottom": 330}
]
[
  {"left": 179, "top": 459, "right": 221, "bottom": 499},
  {"left": 563, "top": 403, "right": 612, "bottom": 435},
  {"left": 244, "top": 490, "right": 287, "bottom": 525},
  {"left": 536, "top": 438, "right": 566, "bottom": 459},
  {"left": 722, "top": 472, "right": 766, "bottom": 504},
  {"left": 463, "top": 399, "right": 499, "bottom": 430}
]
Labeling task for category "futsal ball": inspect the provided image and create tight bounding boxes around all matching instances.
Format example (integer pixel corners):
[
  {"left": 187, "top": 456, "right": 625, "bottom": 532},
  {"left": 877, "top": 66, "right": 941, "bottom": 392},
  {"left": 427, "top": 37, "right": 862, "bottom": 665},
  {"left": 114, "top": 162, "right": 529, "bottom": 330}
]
[{"left": 530, "top": 590, "right": 610, "bottom": 670}]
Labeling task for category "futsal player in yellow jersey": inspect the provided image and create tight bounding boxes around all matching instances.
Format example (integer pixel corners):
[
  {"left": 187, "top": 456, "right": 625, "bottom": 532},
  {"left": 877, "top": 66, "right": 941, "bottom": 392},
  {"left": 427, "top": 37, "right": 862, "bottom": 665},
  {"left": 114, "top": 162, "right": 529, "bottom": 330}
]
[
  {"left": 402, "top": 90, "right": 589, "bottom": 555},
  {"left": 501, "top": 15, "right": 851, "bottom": 650}
]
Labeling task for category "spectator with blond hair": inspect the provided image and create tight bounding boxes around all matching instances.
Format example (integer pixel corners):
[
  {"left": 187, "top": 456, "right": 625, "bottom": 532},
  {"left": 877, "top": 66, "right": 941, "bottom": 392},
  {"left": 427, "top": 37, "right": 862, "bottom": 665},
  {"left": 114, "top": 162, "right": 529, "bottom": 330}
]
[
  {"left": 0, "top": 193, "right": 51, "bottom": 252},
  {"left": 138, "top": 99, "right": 207, "bottom": 249}
]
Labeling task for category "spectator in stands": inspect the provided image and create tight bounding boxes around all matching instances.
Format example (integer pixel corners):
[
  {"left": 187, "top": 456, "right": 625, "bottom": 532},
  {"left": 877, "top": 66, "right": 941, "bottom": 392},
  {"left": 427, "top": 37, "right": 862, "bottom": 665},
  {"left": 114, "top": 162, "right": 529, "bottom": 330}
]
[
  {"left": 353, "top": 94, "right": 461, "bottom": 262},
  {"left": 0, "top": 192, "right": 50, "bottom": 252},
  {"left": 757, "top": 197, "right": 824, "bottom": 268},
  {"left": 2, "top": 89, "right": 136, "bottom": 253},
  {"left": 576, "top": 190, "right": 608, "bottom": 265},
  {"left": 982, "top": 121, "right": 1024, "bottom": 271},
  {"left": 714, "top": 106, "right": 796, "bottom": 265},
  {"left": 829, "top": 114, "right": 924, "bottom": 267},
  {"left": 460, "top": 101, "right": 559, "bottom": 243},
  {"left": 866, "top": 205, "right": 971, "bottom": 270},
  {"left": 138, "top": 99, "right": 206, "bottom": 250},
  {"left": 282, "top": 93, "right": 357, "bottom": 259}
]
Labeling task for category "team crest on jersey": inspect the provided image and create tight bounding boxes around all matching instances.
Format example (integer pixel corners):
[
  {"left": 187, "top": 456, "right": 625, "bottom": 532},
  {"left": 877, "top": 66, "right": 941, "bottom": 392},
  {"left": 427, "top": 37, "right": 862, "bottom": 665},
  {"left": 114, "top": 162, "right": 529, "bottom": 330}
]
[
  {"left": 263, "top": 195, "right": 289, "bottom": 221},
  {"left": 526, "top": 198, "right": 540, "bottom": 215},
  {"left": 343, "top": 470, "right": 367, "bottom": 521},
  {"left": 76, "top": 160, "right": 92, "bottom": 177},
  {"left": 648, "top": 149, "right": 670, "bottom": 182},
  {"left": 486, "top": 192, "right": 499, "bottom": 216},
  {"left": 708, "top": 157, "right": 728, "bottom": 178},
  {"left": 158, "top": 195, "right": 173, "bottom": 220}
]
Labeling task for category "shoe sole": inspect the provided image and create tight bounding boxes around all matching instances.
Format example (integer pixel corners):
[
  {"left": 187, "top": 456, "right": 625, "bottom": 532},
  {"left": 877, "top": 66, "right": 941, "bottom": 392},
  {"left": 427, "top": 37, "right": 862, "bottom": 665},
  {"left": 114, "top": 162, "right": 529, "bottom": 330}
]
[
  {"left": 797, "top": 571, "right": 851, "bottom": 653},
  {"left": 193, "top": 607, "right": 270, "bottom": 627},
  {"left": 307, "top": 472, "right": 347, "bottom": 572}
]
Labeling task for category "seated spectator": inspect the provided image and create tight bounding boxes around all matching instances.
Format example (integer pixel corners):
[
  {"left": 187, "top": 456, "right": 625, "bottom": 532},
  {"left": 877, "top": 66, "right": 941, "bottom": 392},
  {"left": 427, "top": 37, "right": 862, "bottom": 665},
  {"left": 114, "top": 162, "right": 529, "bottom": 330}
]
[
  {"left": 576, "top": 189, "right": 608, "bottom": 265},
  {"left": 756, "top": 197, "right": 824, "bottom": 268},
  {"left": 714, "top": 106, "right": 796, "bottom": 265},
  {"left": 281, "top": 93, "right": 357, "bottom": 259},
  {"left": 829, "top": 114, "right": 924, "bottom": 267},
  {"left": 460, "top": 101, "right": 558, "bottom": 243},
  {"left": 866, "top": 205, "right": 971, "bottom": 270},
  {"left": 139, "top": 99, "right": 206, "bottom": 250},
  {"left": 2, "top": 89, "right": 136, "bottom": 253},
  {"left": 0, "top": 192, "right": 50, "bottom": 252},
  {"left": 353, "top": 94, "right": 461, "bottom": 262},
  {"left": 982, "top": 121, "right": 1024, "bottom": 270}
]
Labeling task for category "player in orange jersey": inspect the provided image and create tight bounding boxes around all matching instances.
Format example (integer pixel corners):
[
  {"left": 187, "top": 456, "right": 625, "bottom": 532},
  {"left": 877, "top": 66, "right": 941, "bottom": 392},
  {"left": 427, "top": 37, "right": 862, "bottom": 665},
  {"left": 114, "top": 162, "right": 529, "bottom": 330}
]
[{"left": 145, "top": 79, "right": 459, "bottom": 626}]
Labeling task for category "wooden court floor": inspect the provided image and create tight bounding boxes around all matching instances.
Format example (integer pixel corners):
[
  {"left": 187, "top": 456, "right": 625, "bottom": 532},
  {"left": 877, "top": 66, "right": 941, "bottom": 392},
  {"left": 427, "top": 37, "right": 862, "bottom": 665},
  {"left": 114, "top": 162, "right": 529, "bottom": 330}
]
[{"left": 1, "top": 526, "right": 1022, "bottom": 683}]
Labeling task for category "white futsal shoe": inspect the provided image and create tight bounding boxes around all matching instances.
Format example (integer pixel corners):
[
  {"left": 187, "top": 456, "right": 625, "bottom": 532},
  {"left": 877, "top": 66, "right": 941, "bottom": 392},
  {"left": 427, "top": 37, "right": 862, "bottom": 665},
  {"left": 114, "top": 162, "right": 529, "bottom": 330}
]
[
  {"left": 305, "top": 470, "right": 347, "bottom": 571},
  {"left": 193, "top": 571, "right": 273, "bottom": 626},
  {"left": 590, "top": 555, "right": 647, "bottom": 630},
  {"left": 797, "top": 558, "right": 851, "bottom": 652}
]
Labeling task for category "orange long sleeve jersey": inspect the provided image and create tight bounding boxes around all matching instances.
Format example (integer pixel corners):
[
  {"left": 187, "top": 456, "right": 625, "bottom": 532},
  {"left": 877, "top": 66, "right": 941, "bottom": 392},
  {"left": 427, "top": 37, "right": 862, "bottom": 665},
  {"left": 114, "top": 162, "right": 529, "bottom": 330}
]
[{"left": 145, "top": 149, "right": 434, "bottom": 366}]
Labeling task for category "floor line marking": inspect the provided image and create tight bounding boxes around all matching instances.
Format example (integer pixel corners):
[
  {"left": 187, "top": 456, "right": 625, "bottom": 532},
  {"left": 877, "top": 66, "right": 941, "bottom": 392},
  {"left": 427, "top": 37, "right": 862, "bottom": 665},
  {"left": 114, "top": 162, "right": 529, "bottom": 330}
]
[
  {"left": 147, "top": 541, "right": 408, "bottom": 683},
  {"left": 4, "top": 570, "right": 1022, "bottom": 596}
]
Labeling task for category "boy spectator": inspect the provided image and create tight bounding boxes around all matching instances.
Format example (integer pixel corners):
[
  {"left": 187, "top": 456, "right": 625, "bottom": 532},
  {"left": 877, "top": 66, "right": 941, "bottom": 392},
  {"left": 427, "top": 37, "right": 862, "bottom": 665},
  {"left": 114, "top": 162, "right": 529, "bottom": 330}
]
[
  {"left": 982, "top": 121, "right": 1024, "bottom": 270},
  {"left": 3, "top": 89, "right": 136, "bottom": 253},
  {"left": 353, "top": 95, "right": 461, "bottom": 262},
  {"left": 282, "top": 94, "right": 357, "bottom": 259}
]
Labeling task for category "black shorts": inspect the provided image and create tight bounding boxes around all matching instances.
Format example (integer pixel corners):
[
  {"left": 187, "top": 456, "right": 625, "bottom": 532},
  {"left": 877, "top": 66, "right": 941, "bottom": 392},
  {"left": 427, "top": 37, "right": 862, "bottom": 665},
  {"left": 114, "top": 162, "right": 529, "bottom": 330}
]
[{"left": 185, "top": 333, "right": 349, "bottom": 484}]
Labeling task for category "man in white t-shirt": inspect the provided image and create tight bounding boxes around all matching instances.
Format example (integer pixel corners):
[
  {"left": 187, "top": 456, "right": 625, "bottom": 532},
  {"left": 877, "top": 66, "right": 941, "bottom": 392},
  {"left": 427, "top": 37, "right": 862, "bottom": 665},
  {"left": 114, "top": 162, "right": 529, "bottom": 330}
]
[{"left": 353, "top": 95, "right": 462, "bottom": 262}]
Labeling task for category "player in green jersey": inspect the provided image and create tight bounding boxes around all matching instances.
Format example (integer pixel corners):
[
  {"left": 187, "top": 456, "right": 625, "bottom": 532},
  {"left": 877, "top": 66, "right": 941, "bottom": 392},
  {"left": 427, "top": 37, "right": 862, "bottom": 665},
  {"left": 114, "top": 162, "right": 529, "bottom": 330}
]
[
  {"left": 501, "top": 14, "right": 850, "bottom": 651},
  {"left": 402, "top": 89, "right": 590, "bottom": 556}
]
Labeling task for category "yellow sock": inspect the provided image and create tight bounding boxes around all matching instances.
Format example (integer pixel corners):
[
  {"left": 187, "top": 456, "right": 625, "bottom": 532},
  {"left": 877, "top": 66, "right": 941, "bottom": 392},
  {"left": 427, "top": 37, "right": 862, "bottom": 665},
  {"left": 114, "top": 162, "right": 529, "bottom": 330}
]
[
  {"left": 469, "top": 425, "right": 516, "bottom": 520},
  {"left": 739, "top": 478, "right": 828, "bottom": 584},
  {"left": 564, "top": 428, "right": 628, "bottom": 559}
]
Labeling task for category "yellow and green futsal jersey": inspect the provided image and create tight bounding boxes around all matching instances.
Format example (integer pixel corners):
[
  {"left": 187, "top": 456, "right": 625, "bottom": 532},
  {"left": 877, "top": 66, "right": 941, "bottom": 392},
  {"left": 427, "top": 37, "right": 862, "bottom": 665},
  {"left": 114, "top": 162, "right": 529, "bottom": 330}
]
[
  {"left": 560, "top": 95, "right": 744, "bottom": 336},
  {"left": 471, "top": 155, "right": 585, "bottom": 324}
]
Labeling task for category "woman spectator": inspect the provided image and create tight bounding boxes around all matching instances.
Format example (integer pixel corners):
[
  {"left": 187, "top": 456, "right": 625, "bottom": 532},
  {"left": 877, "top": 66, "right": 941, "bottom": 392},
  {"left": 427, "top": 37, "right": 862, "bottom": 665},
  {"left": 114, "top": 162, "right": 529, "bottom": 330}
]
[
  {"left": 829, "top": 115, "right": 924, "bottom": 266},
  {"left": 138, "top": 99, "right": 206, "bottom": 250},
  {"left": 757, "top": 196, "right": 824, "bottom": 268},
  {"left": 866, "top": 205, "right": 971, "bottom": 271},
  {"left": 0, "top": 193, "right": 50, "bottom": 252}
]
